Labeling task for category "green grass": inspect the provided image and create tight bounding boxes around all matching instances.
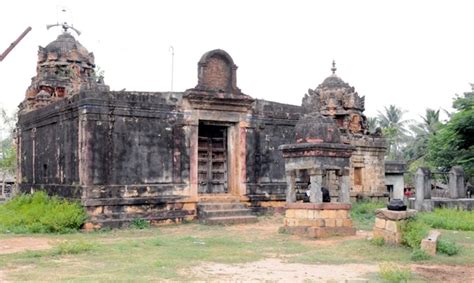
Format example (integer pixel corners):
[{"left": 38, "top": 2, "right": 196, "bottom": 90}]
[
  {"left": 350, "top": 201, "right": 386, "bottom": 230},
  {"left": 0, "top": 192, "right": 86, "bottom": 234},
  {"left": 0, "top": 216, "right": 473, "bottom": 281},
  {"left": 378, "top": 262, "right": 412, "bottom": 283},
  {"left": 418, "top": 208, "right": 474, "bottom": 231}
]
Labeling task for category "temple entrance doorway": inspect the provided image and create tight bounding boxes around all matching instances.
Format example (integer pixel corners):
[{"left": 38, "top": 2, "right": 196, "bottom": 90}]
[{"left": 198, "top": 122, "right": 228, "bottom": 194}]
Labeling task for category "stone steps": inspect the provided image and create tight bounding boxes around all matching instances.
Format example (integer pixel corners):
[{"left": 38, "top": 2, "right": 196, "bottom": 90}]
[{"left": 198, "top": 202, "right": 257, "bottom": 225}]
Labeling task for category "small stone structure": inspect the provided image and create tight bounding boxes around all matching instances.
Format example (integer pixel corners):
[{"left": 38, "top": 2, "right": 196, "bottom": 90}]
[
  {"left": 413, "top": 166, "right": 473, "bottom": 211},
  {"left": 302, "top": 62, "right": 387, "bottom": 200},
  {"left": 384, "top": 161, "right": 406, "bottom": 200},
  {"left": 283, "top": 203, "right": 355, "bottom": 238},
  {"left": 420, "top": 230, "right": 440, "bottom": 256},
  {"left": 373, "top": 208, "right": 416, "bottom": 245},
  {"left": 279, "top": 108, "right": 356, "bottom": 238}
]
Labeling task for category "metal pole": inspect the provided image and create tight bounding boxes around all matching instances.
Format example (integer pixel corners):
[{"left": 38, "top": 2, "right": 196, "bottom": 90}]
[
  {"left": 0, "top": 27, "right": 32, "bottom": 62},
  {"left": 169, "top": 46, "right": 174, "bottom": 91}
]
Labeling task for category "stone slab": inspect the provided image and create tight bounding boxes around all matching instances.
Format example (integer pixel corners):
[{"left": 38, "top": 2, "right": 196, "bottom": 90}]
[
  {"left": 375, "top": 208, "right": 416, "bottom": 221},
  {"left": 286, "top": 203, "right": 352, "bottom": 210}
]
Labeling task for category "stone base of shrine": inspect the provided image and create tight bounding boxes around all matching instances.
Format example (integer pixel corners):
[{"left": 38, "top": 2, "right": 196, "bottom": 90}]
[
  {"left": 373, "top": 208, "right": 417, "bottom": 245},
  {"left": 281, "top": 203, "right": 356, "bottom": 238}
]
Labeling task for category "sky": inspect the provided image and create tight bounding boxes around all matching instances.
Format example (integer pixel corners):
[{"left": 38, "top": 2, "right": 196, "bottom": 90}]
[{"left": 1, "top": 0, "right": 473, "bottom": 123}]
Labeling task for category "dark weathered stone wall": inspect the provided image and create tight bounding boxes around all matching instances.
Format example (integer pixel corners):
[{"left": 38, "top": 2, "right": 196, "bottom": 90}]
[
  {"left": 18, "top": 96, "right": 81, "bottom": 198},
  {"left": 79, "top": 91, "right": 188, "bottom": 185},
  {"left": 246, "top": 99, "right": 301, "bottom": 204}
]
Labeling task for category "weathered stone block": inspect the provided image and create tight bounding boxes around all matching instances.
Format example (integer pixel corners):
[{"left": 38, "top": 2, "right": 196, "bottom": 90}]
[
  {"left": 325, "top": 218, "right": 336, "bottom": 227},
  {"left": 374, "top": 217, "right": 386, "bottom": 229},
  {"left": 385, "top": 220, "right": 399, "bottom": 233},
  {"left": 335, "top": 209, "right": 348, "bottom": 218},
  {"left": 420, "top": 230, "right": 440, "bottom": 256},
  {"left": 335, "top": 218, "right": 344, "bottom": 227},
  {"left": 297, "top": 218, "right": 325, "bottom": 227},
  {"left": 295, "top": 209, "right": 307, "bottom": 219},
  {"left": 375, "top": 208, "right": 416, "bottom": 221},
  {"left": 321, "top": 210, "right": 337, "bottom": 219},
  {"left": 285, "top": 209, "right": 295, "bottom": 218},
  {"left": 342, "top": 218, "right": 353, "bottom": 228}
]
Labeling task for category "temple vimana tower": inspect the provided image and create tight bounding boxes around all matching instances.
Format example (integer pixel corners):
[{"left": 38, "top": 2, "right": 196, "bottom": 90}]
[{"left": 17, "top": 30, "right": 387, "bottom": 227}]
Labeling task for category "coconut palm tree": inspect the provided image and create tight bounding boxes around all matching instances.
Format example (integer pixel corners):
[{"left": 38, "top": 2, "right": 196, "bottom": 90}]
[{"left": 377, "top": 105, "right": 410, "bottom": 160}]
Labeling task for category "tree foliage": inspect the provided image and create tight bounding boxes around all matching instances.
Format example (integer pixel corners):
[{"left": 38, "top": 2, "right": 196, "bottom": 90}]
[
  {"left": 377, "top": 105, "right": 410, "bottom": 160},
  {"left": 426, "top": 92, "right": 474, "bottom": 177},
  {"left": 0, "top": 108, "right": 16, "bottom": 175}
]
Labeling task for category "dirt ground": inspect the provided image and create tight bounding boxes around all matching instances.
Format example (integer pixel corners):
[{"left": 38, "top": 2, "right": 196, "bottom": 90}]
[
  {"left": 190, "top": 259, "right": 379, "bottom": 282},
  {"left": 1, "top": 221, "right": 474, "bottom": 282},
  {"left": 0, "top": 237, "right": 52, "bottom": 254}
]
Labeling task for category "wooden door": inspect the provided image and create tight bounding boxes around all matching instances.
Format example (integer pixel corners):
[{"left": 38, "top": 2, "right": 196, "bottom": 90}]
[{"left": 198, "top": 125, "right": 228, "bottom": 194}]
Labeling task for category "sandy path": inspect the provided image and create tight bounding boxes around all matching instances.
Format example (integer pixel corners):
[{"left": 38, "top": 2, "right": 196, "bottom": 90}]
[{"left": 190, "top": 258, "right": 378, "bottom": 282}]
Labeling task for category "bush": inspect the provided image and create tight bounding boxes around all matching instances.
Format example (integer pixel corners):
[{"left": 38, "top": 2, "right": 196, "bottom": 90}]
[
  {"left": 437, "top": 238, "right": 460, "bottom": 256},
  {"left": 54, "top": 240, "right": 95, "bottom": 255},
  {"left": 371, "top": 237, "right": 385, "bottom": 246},
  {"left": 418, "top": 209, "right": 474, "bottom": 231},
  {"left": 379, "top": 262, "right": 412, "bottom": 283},
  {"left": 410, "top": 249, "right": 431, "bottom": 261},
  {"left": 0, "top": 192, "right": 86, "bottom": 233},
  {"left": 130, "top": 218, "right": 150, "bottom": 229},
  {"left": 350, "top": 201, "right": 386, "bottom": 230},
  {"left": 401, "top": 218, "right": 430, "bottom": 249}
]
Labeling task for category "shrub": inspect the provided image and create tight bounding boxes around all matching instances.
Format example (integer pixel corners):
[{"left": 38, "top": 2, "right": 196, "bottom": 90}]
[
  {"left": 379, "top": 262, "right": 412, "bottom": 283},
  {"left": 350, "top": 201, "right": 386, "bottom": 230},
  {"left": 437, "top": 238, "right": 460, "bottom": 256},
  {"left": 371, "top": 237, "right": 385, "bottom": 246},
  {"left": 130, "top": 218, "right": 150, "bottom": 229},
  {"left": 0, "top": 192, "right": 86, "bottom": 233},
  {"left": 410, "top": 249, "right": 431, "bottom": 261},
  {"left": 418, "top": 209, "right": 474, "bottom": 231},
  {"left": 401, "top": 217, "right": 429, "bottom": 249},
  {"left": 54, "top": 240, "right": 95, "bottom": 255}
]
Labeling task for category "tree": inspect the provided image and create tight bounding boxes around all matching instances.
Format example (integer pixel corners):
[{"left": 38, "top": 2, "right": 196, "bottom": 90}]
[
  {"left": 377, "top": 105, "right": 410, "bottom": 160},
  {"left": 0, "top": 108, "right": 16, "bottom": 194},
  {"left": 404, "top": 108, "right": 442, "bottom": 162},
  {"left": 426, "top": 91, "right": 474, "bottom": 177}
]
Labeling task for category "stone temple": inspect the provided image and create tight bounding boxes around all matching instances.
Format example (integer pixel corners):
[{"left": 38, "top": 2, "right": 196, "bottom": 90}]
[{"left": 16, "top": 31, "right": 388, "bottom": 227}]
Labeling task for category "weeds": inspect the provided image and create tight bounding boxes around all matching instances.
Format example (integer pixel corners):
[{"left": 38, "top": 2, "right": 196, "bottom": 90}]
[
  {"left": 130, "top": 218, "right": 150, "bottom": 229},
  {"left": 0, "top": 192, "right": 87, "bottom": 233},
  {"left": 418, "top": 209, "right": 474, "bottom": 231},
  {"left": 437, "top": 238, "right": 460, "bottom": 256},
  {"left": 53, "top": 240, "right": 95, "bottom": 255},
  {"left": 410, "top": 249, "right": 431, "bottom": 261},
  {"left": 350, "top": 201, "right": 386, "bottom": 230},
  {"left": 378, "top": 262, "right": 412, "bottom": 283},
  {"left": 401, "top": 217, "right": 429, "bottom": 249},
  {"left": 371, "top": 237, "right": 385, "bottom": 246}
]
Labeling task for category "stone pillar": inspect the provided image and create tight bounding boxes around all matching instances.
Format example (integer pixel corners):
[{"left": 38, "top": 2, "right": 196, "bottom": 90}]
[
  {"left": 393, "top": 179, "right": 404, "bottom": 200},
  {"left": 340, "top": 168, "right": 351, "bottom": 203},
  {"left": 415, "top": 167, "right": 431, "bottom": 211},
  {"left": 449, "top": 166, "right": 465, "bottom": 199},
  {"left": 286, "top": 170, "right": 297, "bottom": 203},
  {"left": 309, "top": 169, "right": 323, "bottom": 203}
]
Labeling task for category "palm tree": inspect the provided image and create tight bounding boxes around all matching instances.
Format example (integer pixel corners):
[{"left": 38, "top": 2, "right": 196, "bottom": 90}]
[
  {"left": 377, "top": 105, "right": 410, "bottom": 160},
  {"left": 405, "top": 108, "right": 442, "bottom": 162}
]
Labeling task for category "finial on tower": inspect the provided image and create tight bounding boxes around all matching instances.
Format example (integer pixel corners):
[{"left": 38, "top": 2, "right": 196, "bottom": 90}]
[
  {"left": 331, "top": 60, "right": 337, "bottom": 75},
  {"left": 45, "top": 8, "right": 81, "bottom": 36}
]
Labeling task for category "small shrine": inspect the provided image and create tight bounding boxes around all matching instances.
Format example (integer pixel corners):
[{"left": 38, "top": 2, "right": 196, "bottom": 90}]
[{"left": 279, "top": 108, "right": 356, "bottom": 238}]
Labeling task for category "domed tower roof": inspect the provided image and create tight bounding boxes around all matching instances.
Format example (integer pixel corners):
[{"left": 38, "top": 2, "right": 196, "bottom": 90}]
[
  {"left": 39, "top": 32, "right": 94, "bottom": 67},
  {"left": 21, "top": 31, "right": 108, "bottom": 112},
  {"left": 295, "top": 112, "right": 341, "bottom": 144},
  {"left": 319, "top": 61, "right": 350, "bottom": 89},
  {"left": 301, "top": 61, "right": 367, "bottom": 135}
]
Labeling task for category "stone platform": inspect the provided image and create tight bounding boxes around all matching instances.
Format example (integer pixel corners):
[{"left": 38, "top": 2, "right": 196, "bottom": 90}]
[
  {"left": 373, "top": 208, "right": 416, "bottom": 245},
  {"left": 281, "top": 203, "right": 355, "bottom": 238}
]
